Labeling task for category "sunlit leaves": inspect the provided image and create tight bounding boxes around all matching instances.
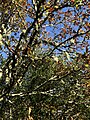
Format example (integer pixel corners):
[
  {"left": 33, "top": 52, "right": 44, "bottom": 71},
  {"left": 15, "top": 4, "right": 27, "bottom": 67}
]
[
  {"left": 65, "top": 52, "right": 70, "bottom": 61},
  {"left": 85, "top": 64, "right": 89, "bottom": 68},
  {"left": 0, "top": 69, "right": 2, "bottom": 78},
  {"left": 0, "top": 0, "right": 90, "bottom": 119},
  {"left": 52, "top": 56, "right": 59, "bottom": 62},
  {"left": 70, "top": 38, "right": 75, "bottom": 43},
  {"left": 0, "top": 34, "right": 2, "bottom": 44},
  {"left": 71, "top": 0, "right": 83, "bottom": 4},
  {"left": 32, "top": 0, "right": 37, "bottom": 11}
]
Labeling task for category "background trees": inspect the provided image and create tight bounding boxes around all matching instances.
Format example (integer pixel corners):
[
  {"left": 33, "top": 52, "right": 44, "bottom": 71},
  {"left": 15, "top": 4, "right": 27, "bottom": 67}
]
[{"left": 0, "top": 0, "right": 90, "bottom": 119}]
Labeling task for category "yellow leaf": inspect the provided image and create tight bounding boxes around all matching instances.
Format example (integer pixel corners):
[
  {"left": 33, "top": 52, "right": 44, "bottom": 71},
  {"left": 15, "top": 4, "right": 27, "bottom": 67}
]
[
  {"left": 72, "top": 20, "right": 75, "bottom": 23},
  {"left": 65, "top": 52, "right": 70, "bottom": 61},
  {"left": 70, "top": 39, "right": 75, "bottom": 43},
  {"left": 54, "top": 5, "right": 58, "bottom": 9},
  {"left": 22, "top": 29, "right": 26, "bottom": 33},
  {"left": 0, "top": 34, "right": 2, "bottom": 41},
  {"left": 36, "top": 23, "right": 38, "bottom": 31},
  {"left": 52, "top": 56, "right": 59, "bottom": 62},
  {"left": 0, "top": 97, "right": 3, "bottom": 102},
  {"left": 29, "top": 107, "right": 32, "bottom": 114},
  {"left": 0, "top": 69, "right": 2, "bottom": 78},
  {"left": 0, "top": 34, "right": 3, "bottom": 45},
  {"left": 85, "top": 64, "right": 89, "bottom": 67},
  {"left": 61, "top": 80, "right": 65, "bottom": 84},
  {"left": 79, "top": 29, "right": 85, "bottom": 34}
]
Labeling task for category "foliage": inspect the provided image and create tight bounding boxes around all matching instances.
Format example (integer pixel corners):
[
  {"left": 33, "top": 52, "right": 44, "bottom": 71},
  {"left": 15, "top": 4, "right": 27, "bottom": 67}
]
[{"left": 0, "top": 0, "right": 90, "bottom": 119}]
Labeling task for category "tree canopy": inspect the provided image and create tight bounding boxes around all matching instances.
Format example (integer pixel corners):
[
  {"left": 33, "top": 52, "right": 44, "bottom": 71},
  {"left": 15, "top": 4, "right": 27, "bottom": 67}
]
[{"left": 0, "top": 0, "right": 90, "bottom": 119}]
